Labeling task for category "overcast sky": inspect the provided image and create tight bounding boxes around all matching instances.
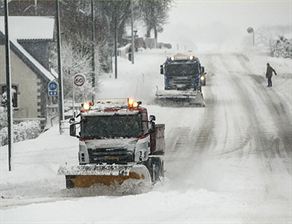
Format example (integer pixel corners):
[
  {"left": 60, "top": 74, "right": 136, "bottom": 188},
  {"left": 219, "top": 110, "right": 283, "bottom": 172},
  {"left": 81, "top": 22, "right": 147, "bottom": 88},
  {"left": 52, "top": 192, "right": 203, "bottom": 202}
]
[{"left": 159, "top": 0, "right": 292, "bottom": 51}]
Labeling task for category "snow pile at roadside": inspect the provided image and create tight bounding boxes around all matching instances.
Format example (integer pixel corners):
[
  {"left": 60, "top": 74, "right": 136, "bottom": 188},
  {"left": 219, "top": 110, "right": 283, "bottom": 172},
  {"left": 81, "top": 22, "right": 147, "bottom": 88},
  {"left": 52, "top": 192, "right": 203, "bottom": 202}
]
[{"left": 0, "top": 126, "right": 78, "bottom": 200}]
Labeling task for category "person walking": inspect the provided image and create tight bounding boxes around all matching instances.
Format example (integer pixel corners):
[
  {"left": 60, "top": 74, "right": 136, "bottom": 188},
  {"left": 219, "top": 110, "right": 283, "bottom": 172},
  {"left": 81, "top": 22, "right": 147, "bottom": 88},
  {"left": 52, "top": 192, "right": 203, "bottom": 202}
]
[{"left": 266, "top": 63, "right": 277, "bottom": 87}]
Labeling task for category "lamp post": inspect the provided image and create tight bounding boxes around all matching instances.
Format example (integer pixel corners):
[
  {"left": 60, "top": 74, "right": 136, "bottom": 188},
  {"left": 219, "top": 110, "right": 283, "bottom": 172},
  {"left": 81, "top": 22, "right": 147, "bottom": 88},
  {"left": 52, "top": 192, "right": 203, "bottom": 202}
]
[
  {"left": 130, "top": 0, "right": 134, "bottom": 64},
  {"left": 90, "top": 0, "right": 96, "bottom": 100},
  {"left": 247, "top": 27, "right": 255, "bottom": 47},
  {"left": 114, "top": 3, "right": 118, "bottom": 79},
  {"left": 55, "top": 0, "right": 65, "bottom": 134},
  {"left": 4, "top": 0, "right": 13, "bottom": 171}
]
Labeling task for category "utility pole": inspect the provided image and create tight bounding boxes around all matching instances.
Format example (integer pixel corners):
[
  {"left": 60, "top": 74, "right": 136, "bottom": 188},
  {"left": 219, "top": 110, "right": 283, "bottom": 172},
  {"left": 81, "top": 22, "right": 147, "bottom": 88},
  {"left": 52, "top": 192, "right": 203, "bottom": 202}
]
[
  {"left": 130, "top": 0, "right": 134, "bottom": 64},
  {"left": 34, "top": 0, "right": 38, "bottom": 15},
  {"left": 55, "top": 0, "right": 65, "bottom": 134},
  {"left": 114, "top": 3, "right": 118, "bottom": 79},
  {"left": 4, "top": 0, "right": 13, "bottom": 171},
  {"left": 91, "top": 0, "right": 96, "bottom": 100}
]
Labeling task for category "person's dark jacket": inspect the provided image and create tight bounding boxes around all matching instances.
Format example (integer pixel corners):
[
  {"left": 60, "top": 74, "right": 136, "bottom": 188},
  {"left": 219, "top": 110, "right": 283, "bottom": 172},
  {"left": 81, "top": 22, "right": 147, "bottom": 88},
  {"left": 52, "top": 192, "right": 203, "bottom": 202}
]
[{"left": 266, "top": 65, "right": 277, "bottom": 78}]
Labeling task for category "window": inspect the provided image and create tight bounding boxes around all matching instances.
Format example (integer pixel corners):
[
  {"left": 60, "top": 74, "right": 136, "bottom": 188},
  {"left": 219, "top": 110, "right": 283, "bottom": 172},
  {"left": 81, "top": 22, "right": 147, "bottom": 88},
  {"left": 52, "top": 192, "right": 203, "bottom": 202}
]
[{"left": 1, "top": 85, "right": 18, "bottom": 108}]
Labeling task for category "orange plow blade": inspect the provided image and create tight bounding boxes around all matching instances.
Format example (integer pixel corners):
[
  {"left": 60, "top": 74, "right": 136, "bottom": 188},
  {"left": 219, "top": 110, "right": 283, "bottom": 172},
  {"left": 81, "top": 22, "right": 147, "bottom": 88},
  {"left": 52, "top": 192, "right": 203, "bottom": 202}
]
[{"left": 59, "top": 164, "right": 151, "bottom": 189}]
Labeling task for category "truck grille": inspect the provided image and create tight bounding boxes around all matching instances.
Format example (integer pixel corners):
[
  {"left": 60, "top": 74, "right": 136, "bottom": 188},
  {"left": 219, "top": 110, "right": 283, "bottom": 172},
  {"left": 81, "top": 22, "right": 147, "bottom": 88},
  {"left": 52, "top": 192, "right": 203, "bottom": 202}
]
[
  {"left": 169, "top": 76, "right": 193, "bottom": 89},
  {"left": 173, "top": 76, "right": 192, "bottom": 83},
  {"left": 88, "top": 148, "right": 134, "bottom": 164}
]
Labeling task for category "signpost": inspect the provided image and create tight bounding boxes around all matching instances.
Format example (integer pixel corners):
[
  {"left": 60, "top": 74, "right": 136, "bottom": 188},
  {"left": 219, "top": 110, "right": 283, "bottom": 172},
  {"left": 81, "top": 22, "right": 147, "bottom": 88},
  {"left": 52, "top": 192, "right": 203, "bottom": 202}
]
[
  {"left": 72, "top": 74, "right": 86, "bottom": 116},
  {"left": 48, "top": 80, "right": 58, "bottom": 96},
  {"left": 74, "top": 74, "right": 86, "bottom": 87},
  {"left": 247, "top": 27, "right": 255, "bottom": 47}
]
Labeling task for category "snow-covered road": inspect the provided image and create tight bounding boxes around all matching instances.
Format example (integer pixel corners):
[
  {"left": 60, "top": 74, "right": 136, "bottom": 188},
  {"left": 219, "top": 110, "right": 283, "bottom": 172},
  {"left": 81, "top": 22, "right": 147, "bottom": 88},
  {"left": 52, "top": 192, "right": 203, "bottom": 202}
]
[{"left": 1, "top": 50, "right": 291, "bottom": 223}]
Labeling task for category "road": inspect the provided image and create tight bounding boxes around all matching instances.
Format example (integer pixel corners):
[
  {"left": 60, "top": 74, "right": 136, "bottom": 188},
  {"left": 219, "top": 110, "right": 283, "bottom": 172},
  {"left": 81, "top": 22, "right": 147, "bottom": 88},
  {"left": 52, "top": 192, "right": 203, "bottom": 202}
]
[
  {"left": 1, "top": 51, "right": 291, "bottom": 223},
  {"left": 149, "top": 52, "right": 292, "bottom": 218}
]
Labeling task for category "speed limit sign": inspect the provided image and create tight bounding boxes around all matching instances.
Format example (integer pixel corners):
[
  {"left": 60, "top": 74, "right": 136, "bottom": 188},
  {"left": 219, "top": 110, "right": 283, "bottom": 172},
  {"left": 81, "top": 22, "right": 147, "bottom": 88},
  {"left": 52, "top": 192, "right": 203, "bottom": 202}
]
[{"left": 74, "top": 74, "right": 86, "bottom": 87}]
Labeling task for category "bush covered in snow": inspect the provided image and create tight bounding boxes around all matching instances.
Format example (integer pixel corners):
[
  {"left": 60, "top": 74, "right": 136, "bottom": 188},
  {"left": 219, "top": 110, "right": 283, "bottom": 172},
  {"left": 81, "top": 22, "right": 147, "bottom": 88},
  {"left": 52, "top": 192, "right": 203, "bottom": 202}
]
[
  {"left": 271, "top": 36, "right": 292, "bottom": 58},
  {"left": 0, "top": 110, "right": 41, "bottom": 146},
  {"left": 0, "top": 107, "right": 7, "bottom": 130}
]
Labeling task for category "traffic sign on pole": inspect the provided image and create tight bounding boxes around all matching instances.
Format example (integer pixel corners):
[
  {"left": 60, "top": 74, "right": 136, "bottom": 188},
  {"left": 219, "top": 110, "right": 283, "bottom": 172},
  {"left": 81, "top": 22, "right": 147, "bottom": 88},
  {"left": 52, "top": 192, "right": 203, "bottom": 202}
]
[
  {"left": 48, "top": 80, "right": 58, "bottom": 96},
  {"left": 74, "top": 74, "right": 86, "bottom": 87}
]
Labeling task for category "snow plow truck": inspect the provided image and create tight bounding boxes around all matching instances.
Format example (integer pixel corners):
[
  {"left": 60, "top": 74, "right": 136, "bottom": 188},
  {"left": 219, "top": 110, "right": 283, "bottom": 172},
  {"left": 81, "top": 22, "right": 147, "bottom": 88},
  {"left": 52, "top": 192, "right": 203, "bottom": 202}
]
[
  {"left": 58, "top": 98, "right": 165, "bottom": 189},
  {"left": 156, "top": 53, "right": 205, "bottom": 106}
]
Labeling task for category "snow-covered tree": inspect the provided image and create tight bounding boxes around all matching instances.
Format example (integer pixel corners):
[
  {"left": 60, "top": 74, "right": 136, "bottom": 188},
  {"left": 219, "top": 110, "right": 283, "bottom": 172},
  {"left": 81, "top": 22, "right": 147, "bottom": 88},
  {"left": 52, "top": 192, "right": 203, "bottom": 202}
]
[
  {"left": 138, "top": 0, "right": 172, "bottom": 43},
  {"left": 271, "top": 36, "right": 292, "bottom": 58},
  {"left": 50, "top": 40, "right": 99, "bottom": 102}
]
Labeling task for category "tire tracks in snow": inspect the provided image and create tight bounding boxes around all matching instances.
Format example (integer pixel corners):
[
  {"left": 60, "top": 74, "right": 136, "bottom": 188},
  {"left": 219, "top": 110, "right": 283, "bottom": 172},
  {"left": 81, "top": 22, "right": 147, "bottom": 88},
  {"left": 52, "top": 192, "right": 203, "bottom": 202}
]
[
  {"left": 237, "top": 53, "right": 292, "bottom": 157},
  {"left": 162, "top": 54, "right": 220, "bottom": 190},
  {"left": 221, "top": 53, "right": 292, "bottom": 174}
]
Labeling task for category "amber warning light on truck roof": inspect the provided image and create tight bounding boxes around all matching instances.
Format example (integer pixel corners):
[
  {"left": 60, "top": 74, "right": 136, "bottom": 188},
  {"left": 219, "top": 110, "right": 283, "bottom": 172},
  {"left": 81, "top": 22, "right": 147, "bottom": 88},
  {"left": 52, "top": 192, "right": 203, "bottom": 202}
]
[
  {"left": 81, "top": 101, "right": 94, "bottom": 112},
  {"left": 127, "top": 98, "right": 142, "bottom": 109}
]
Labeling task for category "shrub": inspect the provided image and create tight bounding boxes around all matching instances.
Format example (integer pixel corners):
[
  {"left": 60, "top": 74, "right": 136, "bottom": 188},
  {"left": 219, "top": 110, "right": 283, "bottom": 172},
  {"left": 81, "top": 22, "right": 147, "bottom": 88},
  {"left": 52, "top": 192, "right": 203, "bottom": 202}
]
[{"left": 0, "top": 120, "right": 41, "bottom": 146}]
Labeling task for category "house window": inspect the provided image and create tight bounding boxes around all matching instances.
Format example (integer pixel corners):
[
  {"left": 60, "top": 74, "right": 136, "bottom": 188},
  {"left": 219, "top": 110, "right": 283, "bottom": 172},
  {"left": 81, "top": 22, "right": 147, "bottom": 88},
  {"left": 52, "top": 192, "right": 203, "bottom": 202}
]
[{"left": 1, "top": 85, "right": 18, "bottom": 108}]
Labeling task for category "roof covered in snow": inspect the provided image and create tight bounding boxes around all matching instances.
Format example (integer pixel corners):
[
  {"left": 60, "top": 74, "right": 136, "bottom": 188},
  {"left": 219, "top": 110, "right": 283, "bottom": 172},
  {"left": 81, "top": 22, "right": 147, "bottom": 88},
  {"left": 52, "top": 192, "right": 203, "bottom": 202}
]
[
  {"left": 0, "top": 16, "right": 56, "bottom": 81},
  {"left": 11, "top": 40, "right": 56, "bottom": 81},
  {"left": 0, "top": 16, "right": 55, "bottom": 40}
]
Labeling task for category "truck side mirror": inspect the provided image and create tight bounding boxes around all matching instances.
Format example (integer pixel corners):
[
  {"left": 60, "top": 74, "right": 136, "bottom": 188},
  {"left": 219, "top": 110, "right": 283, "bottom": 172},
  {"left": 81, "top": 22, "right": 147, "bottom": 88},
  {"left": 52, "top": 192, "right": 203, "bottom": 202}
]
[
  {"left": 149, "top": 122, "right": 155, "bottom": 133},
  {"left": 69, "top": 117, "right": 75, "bottom": 124},
  {"left": 149, "top": 115, "right": 156, "bottom": 122},
  {"left": 201, "top": 66, "right": 205, "bottom": 73},
  {"left": 160, "top": 65, "right": 164, "bottom": 74},
  {"left": 69, "top": 124, "right": 76, "bottom": 137},
  {"left": 148, "top": 115, "right": 156, "bottom": 133}
]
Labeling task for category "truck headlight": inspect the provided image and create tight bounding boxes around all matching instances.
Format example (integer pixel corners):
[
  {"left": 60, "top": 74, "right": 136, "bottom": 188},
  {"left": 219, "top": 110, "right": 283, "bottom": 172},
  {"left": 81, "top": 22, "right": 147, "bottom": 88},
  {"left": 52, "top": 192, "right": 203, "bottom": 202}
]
[{"left": 200, "top": 76, "right": 205, "bottom": 81}]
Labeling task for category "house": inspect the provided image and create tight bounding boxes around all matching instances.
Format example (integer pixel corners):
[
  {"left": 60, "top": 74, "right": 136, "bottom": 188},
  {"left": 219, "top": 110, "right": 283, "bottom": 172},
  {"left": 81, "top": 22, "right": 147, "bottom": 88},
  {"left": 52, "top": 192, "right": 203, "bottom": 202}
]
[{"left": 0, "top": 16, "right": 56, "bottom": 125}]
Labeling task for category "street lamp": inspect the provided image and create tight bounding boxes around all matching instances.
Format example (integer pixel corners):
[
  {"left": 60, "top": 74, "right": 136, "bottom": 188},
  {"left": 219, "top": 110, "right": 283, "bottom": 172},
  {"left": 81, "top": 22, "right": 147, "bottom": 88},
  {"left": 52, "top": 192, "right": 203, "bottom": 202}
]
[
  {"left": 130, "top": 0, "right": 134, "bottom": 64},
  {"left": 55, "top": 0, "right": 65, "bottom": 134},
  {"left": 114, "top": 3, "right": 118, "bottom": 79},
  {"left": 134, "top": 30, "right": 137, "bottom": 51},
  {"left": 247, "top": 27, "right": 255, "bottom": 47},
  {"left": 4, "top": 0, "right": 13, "bottom": 171},
  {"left": 90, "top": 0, "right": 96, "bottom": 100}
]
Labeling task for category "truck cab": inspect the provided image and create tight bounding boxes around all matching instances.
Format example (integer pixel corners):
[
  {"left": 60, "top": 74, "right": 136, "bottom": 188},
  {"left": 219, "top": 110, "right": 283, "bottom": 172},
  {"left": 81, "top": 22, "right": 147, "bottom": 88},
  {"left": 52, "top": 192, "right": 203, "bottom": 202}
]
[{"left": 160, "top": 54, "right": 202, "bottom": 91}]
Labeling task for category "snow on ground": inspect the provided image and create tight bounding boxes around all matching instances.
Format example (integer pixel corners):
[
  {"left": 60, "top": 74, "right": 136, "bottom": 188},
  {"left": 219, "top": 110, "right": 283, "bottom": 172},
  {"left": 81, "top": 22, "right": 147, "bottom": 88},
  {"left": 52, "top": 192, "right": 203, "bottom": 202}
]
[
  {"left": 1, "top": 48, "right": 292, "bottom": 224},
  {"left": 97, "top": 48, "right": 168, "bottom": 103}
]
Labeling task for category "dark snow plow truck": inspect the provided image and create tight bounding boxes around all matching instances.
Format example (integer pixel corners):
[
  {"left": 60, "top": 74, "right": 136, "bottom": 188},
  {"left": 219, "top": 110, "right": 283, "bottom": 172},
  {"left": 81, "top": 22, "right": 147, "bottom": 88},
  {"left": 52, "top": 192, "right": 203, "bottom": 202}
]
[
  {"left": 156, "top": 53, "right": 205, "bottom": 106},
  {"left": 58, "top": 98, "right": 165, "bottom": 189}
]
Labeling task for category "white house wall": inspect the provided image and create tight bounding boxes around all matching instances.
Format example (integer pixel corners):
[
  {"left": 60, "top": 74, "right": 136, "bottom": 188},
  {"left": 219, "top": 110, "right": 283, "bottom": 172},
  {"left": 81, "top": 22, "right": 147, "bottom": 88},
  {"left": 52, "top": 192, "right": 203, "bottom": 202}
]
[{"left": 0, "top": 45, "right": 41, "bottom": 119}]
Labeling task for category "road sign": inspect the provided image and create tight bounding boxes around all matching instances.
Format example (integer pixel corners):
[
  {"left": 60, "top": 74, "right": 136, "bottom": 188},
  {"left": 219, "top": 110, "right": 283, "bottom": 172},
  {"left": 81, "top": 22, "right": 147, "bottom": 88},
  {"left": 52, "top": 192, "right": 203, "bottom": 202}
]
[
  {"left": 74, "top": 74, "right": 86, "bottom": 87},
  {"left": 247, "top": 27, "right": 254, "bottom": 33},
  {"left": 48, "top": 80, "right": 58, "bottom": 96}
]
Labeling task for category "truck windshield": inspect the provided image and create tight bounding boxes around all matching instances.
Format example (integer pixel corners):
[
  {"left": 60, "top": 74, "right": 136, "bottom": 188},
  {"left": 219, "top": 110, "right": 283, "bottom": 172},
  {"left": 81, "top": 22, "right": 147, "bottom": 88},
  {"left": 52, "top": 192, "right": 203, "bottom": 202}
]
[
  {"left": 165, "top": 63, "right": 199, "bottom": 76},
  {"left": 80, "top": 114, "right": 143, "bottom": 139}
]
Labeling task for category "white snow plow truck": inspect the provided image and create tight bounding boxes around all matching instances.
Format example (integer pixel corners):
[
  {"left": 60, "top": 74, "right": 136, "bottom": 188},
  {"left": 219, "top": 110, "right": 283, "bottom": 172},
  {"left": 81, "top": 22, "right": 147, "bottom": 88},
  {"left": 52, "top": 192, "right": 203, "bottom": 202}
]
[
  {"left": 156, "top": 53, "right": 205, "bottom": 106},
  {"left": 58, "top": 98, "right": 165, "bottom": 189}
]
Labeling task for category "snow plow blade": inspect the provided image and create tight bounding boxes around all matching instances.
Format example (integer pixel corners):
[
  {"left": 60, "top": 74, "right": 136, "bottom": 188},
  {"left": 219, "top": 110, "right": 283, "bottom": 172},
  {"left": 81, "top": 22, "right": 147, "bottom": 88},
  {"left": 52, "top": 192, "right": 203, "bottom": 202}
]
[
  {"left": 58, "top": 164, "right": 151, "bottom": 188},
  {"left": 155, "top": 89, "right": 205, "bottom": 107}
]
